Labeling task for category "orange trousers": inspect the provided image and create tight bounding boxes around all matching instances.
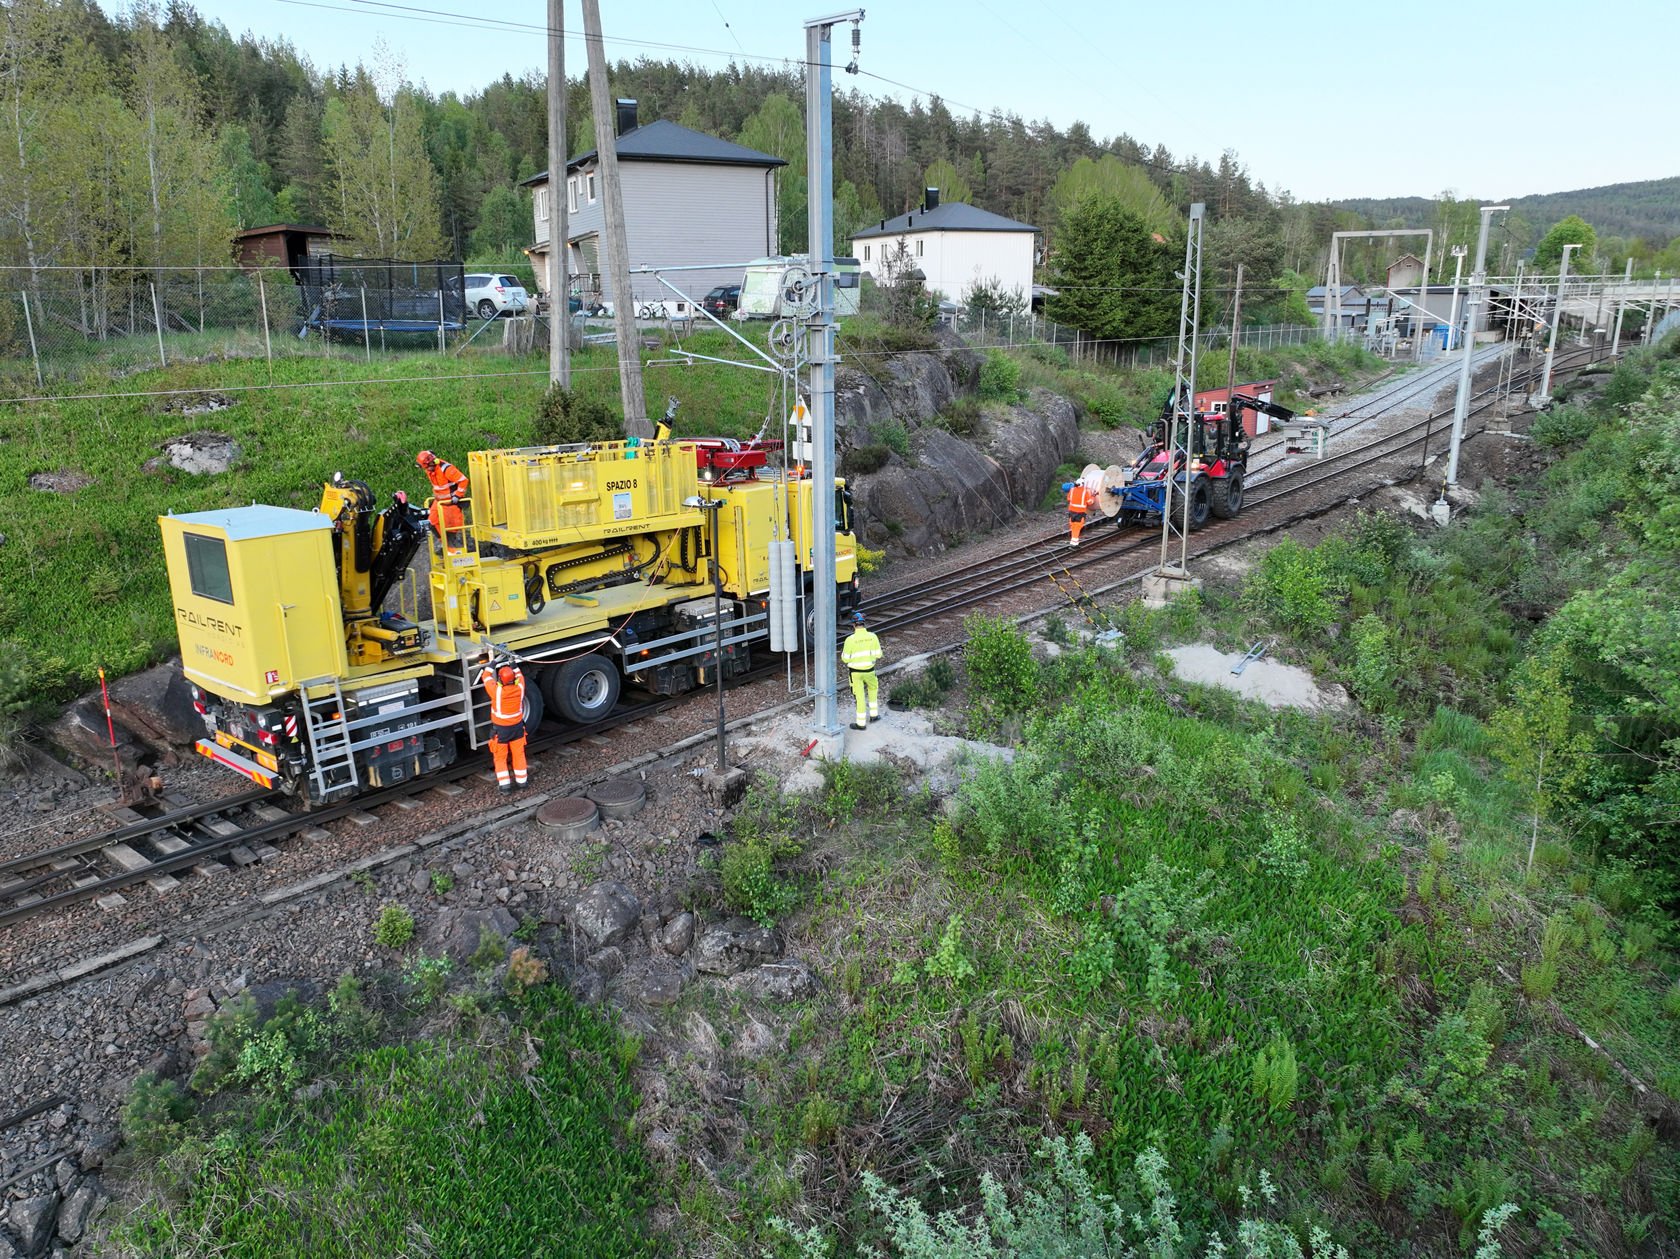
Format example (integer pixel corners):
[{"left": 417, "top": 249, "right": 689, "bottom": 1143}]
[
  {"left": 1068, "top": 510, "right": 1087, "bottom": 543},
  {"left": 489, "top": 731, "right": 528, "bottom": 787}
]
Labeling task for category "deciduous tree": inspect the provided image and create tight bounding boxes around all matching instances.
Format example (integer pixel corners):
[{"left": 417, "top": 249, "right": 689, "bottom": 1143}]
[
  {"left": 1490, "top": 647, "right": 1593, "bottom": 875},
  {"left": 322, "top": 70, "right": 446, "bottom": 259},
  {"left": 1534, "top": 215, "right": 1597, "bottom": 271}
]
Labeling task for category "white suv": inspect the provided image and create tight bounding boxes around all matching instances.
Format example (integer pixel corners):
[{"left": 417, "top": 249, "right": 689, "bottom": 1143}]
[{"left": 464, "top": 273, "right": 529, "bottom": 319}]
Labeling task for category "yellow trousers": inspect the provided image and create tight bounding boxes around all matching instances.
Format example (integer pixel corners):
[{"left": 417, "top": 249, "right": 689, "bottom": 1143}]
[{"left": 849, "top": 669, "right": 879, "bottom": 724}]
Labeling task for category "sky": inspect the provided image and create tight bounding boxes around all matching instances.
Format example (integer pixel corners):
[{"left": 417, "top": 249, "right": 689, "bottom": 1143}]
[{"left": 182, "top": 0, "right": 1677, "bottom": 203}]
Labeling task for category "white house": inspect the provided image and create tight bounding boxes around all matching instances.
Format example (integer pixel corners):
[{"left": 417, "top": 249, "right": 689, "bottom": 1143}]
[
  {"left": 522, "top": 100, "right": 784, "bottom": 311},
  {"left": 850, "top": 189, "right": 1037, "bottom": 305}
]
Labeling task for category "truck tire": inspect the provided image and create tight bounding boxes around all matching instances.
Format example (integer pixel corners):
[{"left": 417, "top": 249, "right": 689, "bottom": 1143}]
[
  {"left": 1209, "top": 469, "right": 1244, "bottom": 520},
  {"left": 523, "top": 681, "right": 545, "bottom": 730},
  {"left": 1186, "top": 479, "right": 1212, "bottom": 530},
  {"left": 546, "top": 654, "right": 621, "bottom": 724}
]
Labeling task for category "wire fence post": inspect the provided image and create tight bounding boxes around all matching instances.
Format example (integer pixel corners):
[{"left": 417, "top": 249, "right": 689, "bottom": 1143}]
[
  {"left": 360, "top": 287, "right": 372, "bottom": 363},
  {"left": 20, "top": 290, "right": 43, "bottom": 389},
  {"left": 257, "top": 272, "right": 273, "bottom": 366},
  {"left": 437, "top": 289, "right": 446, "bottom": 355},
  {"left": 196, "top": 267, "right": 205, "bottom": 334},
  {"left": 150, "top": 282, "right": 167, "bottom": 367}
]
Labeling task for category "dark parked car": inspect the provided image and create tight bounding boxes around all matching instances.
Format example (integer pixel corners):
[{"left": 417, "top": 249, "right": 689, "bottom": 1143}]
[{"left": 701, "top": 284, "right": 741, "bottom": 317}]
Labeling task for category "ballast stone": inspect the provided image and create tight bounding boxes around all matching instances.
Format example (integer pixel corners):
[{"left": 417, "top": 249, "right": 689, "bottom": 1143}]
[
  {"left": 694, "top": 917, "right": 782, "bottom": 976},
  {"left": 571, "top": 880, "right": 641, "bottom": 947}
]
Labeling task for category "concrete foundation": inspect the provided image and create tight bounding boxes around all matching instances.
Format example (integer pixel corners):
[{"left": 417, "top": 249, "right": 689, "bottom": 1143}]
[
  {"left": 1141, "top": 566, "right": 1202, "bottom": 609},
  {"left": 699, "top": 766, "right": 748, "bottom": 808}
]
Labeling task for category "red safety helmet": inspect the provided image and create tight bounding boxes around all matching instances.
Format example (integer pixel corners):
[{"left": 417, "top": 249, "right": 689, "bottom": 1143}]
[
  {"left": 416, "top": 450, "right": 436, "bottom": 470},
  {"left": 497, "top": 664, "right": 517, "bottom": 685}
]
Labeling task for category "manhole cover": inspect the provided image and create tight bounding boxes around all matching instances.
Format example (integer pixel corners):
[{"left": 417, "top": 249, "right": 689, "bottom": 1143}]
[
  {"left": 536, "top": 796, "right": 599, "bottom": 840},
  {"left": 587, "top": 777, "right": 646, "bottom": 819}
]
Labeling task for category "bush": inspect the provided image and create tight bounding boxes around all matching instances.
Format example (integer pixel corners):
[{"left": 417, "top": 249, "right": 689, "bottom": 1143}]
[
  {"left": 372, "top": 903, "right": 416, "bottom": 949},
  {"left": 535, "top": 384, "right": 619, "bottom": 446},
  {"left": 873, "top": 417, "right": 912, "bottom": 457},
  {"left": 843, "top": 443, "right": 891, "bottom": 476},
  {"left": 1532, "top": 404, "right": 1598, "bottom": 448},
  {"left": 977, "top": 350, "right": 1023, "bottom": 403},
  {"left": 1243, "top": 537, "right": 1339, "bottom": 634},
  {"left": 1025, "top": 341, "right": 1069, "bottom": 369},
  {"left": 720, "top": 832, "right": 802, "bottom": 927},
  {"left": 890, "top": 656, "right": 957, "bottom": 710},
  {"left": 933, "top": 395, "right": 983, "bottom": 436},
  {"left": 963, "top": 614, "right": 1037, "bottom": 723},
  {"left": 122, "top": 1073, "right": 193, "bottom": 1154}
]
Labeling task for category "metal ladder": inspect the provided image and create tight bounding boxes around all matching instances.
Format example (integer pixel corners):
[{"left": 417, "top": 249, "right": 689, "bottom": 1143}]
[{"left": 299, "top": 677, "right": 359, "bottom": 799}]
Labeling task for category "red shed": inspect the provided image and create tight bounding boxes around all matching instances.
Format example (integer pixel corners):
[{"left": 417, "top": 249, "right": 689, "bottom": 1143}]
[{"left": 1194, "top": 380, "right": 1280, "bottom": 438}]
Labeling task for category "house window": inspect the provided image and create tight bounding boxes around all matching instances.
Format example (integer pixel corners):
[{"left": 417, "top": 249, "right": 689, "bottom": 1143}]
[
  {"left": 535, "top": 187, "right": 547, "bottom": 220},
  {"left": 586, "top": 172, "right": 598, "bottom": 203},
  {"left": 915, "top": 240, "right": 924, "bottom": 257},
  {"left": 567, "top": 177, "right": 578, "bottom": 214},
  {"left": 863, "top": 245, "right": 870, "bottom": 261}
]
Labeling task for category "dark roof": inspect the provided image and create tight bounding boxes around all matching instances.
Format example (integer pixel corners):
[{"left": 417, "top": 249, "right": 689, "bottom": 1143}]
[
  {"left": 235, "top": 223, "right": 334, "bottom": 238},
  {"left": 851, "top": 202, "right": 1037, "bottom": 240},
  {"left": 521, "top": 120, "right": 784, "bottom": 186}
]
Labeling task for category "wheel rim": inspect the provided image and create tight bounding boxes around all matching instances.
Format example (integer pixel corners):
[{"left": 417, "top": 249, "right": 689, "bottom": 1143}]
[
  {"left": 478, "top": 300, "right": 494, "bottom": 318},
  {"left": 576, "top": 669, "right": 610, "bottom": 711}
]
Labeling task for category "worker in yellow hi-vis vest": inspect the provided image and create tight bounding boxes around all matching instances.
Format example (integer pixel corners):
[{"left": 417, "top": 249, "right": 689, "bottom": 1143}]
[{"left": 840, "top": 610, "right": 884, "bottom": 730}]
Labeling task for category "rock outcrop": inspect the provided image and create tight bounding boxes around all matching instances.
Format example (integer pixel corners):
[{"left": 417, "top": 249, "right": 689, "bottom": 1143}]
[{"left": 836, "top": 331, "right": 1080, "bottom": 555}]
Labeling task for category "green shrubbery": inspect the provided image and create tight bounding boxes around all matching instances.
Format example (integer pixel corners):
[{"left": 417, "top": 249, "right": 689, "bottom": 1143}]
[
  {"left": 533, "top": 383, "right": 619, "bottom": 445},
  {"left": 977, "top": 350, "right": 1023, "bottom": 403},
  {"left": 124, "top": 990, "right": 654, "bottom": 1258},
  {"left": 962, "top": 614, "right": 1037, "bottom": 731}
]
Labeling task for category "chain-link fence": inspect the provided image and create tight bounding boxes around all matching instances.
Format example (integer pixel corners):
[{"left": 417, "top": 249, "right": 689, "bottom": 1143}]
[
  {"left": 0, "top": 262, "right": 504, "bottom": 397},
  {"left": 945, "top": 306, "right": 1322, "bottom": 367}
]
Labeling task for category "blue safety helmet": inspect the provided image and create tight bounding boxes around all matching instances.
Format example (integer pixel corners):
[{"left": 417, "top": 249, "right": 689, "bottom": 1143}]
[{"left": 852, "top": 611, "right": 867, "bottom": 624}]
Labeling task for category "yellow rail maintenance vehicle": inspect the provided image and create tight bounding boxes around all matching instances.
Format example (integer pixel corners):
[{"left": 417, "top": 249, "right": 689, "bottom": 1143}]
[{"left": 161, "top": 431, "right": 859, "bottom": 804}]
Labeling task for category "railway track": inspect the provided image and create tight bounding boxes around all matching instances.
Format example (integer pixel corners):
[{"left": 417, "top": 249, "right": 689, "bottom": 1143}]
[
  {"left": 0, "top": 344, "right": 1598, "bottom": 930},
  {"left": 861, "top": 344, "right": 1597, "bottom": 635}
]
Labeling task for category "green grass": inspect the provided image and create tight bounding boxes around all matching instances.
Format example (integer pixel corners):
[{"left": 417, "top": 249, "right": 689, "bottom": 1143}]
[
  {"left": 121, "top": 988, "right": 653, "bottom": 1258},
  {"left": 0, "top": 326, "right": 789, "bottom": 703}
]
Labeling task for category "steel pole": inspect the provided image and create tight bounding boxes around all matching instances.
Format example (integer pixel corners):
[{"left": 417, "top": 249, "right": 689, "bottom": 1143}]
[
  {"left": 1445, "top": 249, "right": 1465, "bottom": 352},
  {"left": 1413, "top": 233, "right": 1432, "bottom": 363},
  {"left": 546, "top": 0, "right": 569, "bottom": 387},
  {"left": 1446, "top": 205, "right": 1507, "bottom": 487},
  {"left": 711, "top": 516, "right": 726, "bottom": 771},
  {"left": 1611, "top": 258, "right": 1631, "bottom": 357},
  {"left": 1538, "top": 243, "right": 1580, "bottom": 405},
  {"left": 805, "top": 10, "right": 861, "bottom": 740}
]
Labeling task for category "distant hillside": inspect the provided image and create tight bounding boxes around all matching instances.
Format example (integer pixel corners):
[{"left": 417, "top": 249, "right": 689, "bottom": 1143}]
[{"left": 1335, "top": 176, "right": 1680, "bottom": 243}]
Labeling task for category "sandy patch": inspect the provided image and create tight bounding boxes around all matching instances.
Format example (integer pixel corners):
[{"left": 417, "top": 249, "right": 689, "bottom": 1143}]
[
  {"left": 1166, "top": 643, "right": 1347, "bottom": 711},
  {"left": 731, "top": 708, "right": 1011, "bottom": 795}
]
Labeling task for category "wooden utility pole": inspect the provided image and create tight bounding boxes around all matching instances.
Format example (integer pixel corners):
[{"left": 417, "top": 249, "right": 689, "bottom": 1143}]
[
  {"left": 545, "top": 0, "right": 569, "bottom": 387},
  {"left": 580, "top": 0, "right": 649, "bottom": 437}
]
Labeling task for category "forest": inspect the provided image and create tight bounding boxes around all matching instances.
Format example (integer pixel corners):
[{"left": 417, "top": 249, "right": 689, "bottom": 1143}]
[{"left": 5, "top": 0, "right": 1673, "bottom": 350}]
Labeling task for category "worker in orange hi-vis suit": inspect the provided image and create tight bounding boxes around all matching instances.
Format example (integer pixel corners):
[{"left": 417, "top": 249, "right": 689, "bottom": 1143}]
[
  {"left": 1065, "top": 480, "right": 1096, "bottom": 547},
  {"left": 478, "top": 661, "right": 529, "bottom": 792},
  {"left": 417, "top": 450, "right": 469, "bottom": 550}
]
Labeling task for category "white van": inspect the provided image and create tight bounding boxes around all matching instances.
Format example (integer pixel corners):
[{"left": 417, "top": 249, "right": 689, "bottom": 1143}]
[{"left": 735, "top": 256, "right": 860, "bottom": 320}]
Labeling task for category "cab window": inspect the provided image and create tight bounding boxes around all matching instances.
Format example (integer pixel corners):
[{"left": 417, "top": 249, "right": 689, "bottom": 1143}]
[{"left": 184, "top": 533, "right": 234, "bottom": 605}]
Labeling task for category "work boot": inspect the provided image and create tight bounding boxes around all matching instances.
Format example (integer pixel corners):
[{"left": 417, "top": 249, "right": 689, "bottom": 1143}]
[
  {"left": 498, "top": 783, "right": 513, "bottom": 794},
  {"left": 1069, "top": 537, "right": 1080, "bottom": 548},
  {"left": 868, "top": 709, "right": 879, "bottom": 720},
  {"left": 853, "top": 719, "right": 867, "bottom": 730}
]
